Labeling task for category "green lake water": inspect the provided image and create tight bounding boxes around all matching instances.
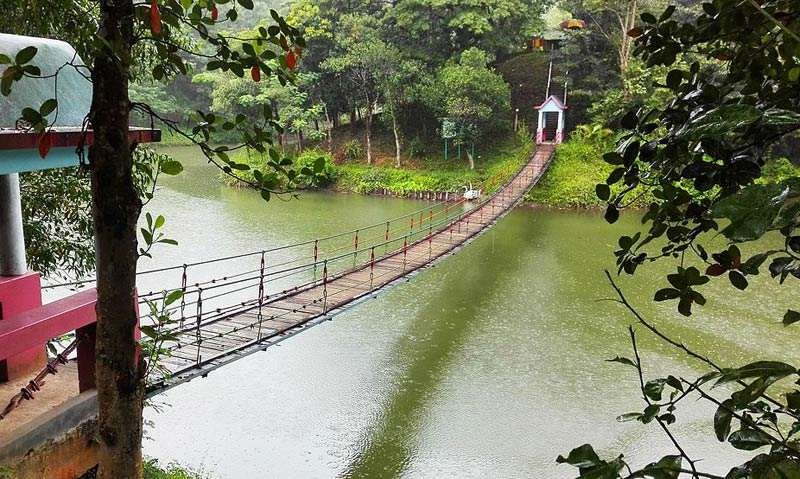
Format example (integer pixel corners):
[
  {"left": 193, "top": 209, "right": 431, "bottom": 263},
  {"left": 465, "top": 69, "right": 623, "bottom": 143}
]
[{"left": 142, "top": 146, "right": 800, "bottom": 478}]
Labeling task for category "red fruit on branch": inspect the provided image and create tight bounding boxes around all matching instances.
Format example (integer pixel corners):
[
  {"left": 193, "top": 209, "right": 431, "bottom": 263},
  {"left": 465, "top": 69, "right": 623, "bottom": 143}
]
[
  {"left": 38, "top": 132, "right": 52, "bottom": 159},
  {"left": 150, "top": 0, "right": 162, "bottom": 35},
  {"left": 251, "top": 65, "right": 261, "bottom": 82},
  {"left": 286, "top": 51, "right": 297, "bottom": 70},
  {"left": 211, "top": 5, "right": 218, "bottom": 21},
  {"left": 706, "top": 263, "right": 726, "bottom": 276}
]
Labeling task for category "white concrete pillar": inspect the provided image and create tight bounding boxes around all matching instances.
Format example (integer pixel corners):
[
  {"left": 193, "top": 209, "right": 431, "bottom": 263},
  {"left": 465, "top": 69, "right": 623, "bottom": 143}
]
[
  {"left": 0, "top": 173, "right": 28, "bottom": 276},
  {"left": 556, "top": 111, "right": 565, "bottom": 144},
  {"left": 536, "top": 110, "right": 545, "bottom": 143}
]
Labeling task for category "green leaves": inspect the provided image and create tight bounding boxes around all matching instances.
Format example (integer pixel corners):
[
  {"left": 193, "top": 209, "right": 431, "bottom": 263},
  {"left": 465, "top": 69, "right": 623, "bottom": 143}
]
[
  {"left": 716, "top": 361, "right": 797, "bottom": 386},
  {"left": 607, "top": 356, "right": 636, "bottom": 368},
  {"left": 783, "top": 310, "right": 800, "bottom": 326},
  {"left": 728, "top": 271, "right": 748, "bottom": 290},
  {"left": 684, "top": 104, "right": 761, "bottom": 140},
  {"left": 556, "top": 444, "right": 602, "bottom": 469},
  {"left": 138, "top": 212, "right": 178, "bottom": 258},
  {"left": 712, "top": 183, "right": 785, "bottom": 242},
  {"left": 14, "top": 46, "right": 37, "bottom": 65},
  {"left": 595, "top": 183, "right": 611, "bottom": 201},
  {"left": 656, "top": 267, "right": 708, "bottom": 316},
  {"left": 637, "top": 455, "right": 681, "bottom": 479},
  {"left": 605, "top": 204, "right": 620, "bottom": 224},
  {"left": 654, "top": 288, "right": 680, "bottom": 301},
  {"left": 40, "top": 98, "right": 57, "bottom": 117},
  {"left": 728, "top": 429, "right": 772, "bottom": 451},
  {"left": 714, "top": 400, "right": 734, "bottom": 441},
  {"left": 556, "top": 444, "right": 625, "bottom": 478},
  {"left": 159, "top": 159, "right": 183, "bottom": 175}
]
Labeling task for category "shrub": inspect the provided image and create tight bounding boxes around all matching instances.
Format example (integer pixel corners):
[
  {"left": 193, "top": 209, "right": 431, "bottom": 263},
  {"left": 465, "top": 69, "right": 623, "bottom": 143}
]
[
  {"left": 407, "top": 136, "right": 426, "bottom": 159},
  {"left": 342, "top": 139, "right": 363, "bottom": 162},
  {"left": 294, "top": 150, "right": 336, "bottom": 187},
  {"left": 526, "top": 125, "right": 652, "bottom": 208}
]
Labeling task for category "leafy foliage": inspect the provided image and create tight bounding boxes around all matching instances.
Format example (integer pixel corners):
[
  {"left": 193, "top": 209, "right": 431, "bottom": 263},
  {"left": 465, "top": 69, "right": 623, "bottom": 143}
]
[
  {"left": 561, "top": 1, "right": 800, "bottom": 478},
  {"left": 19, "top": 168, "right": 93, "bottom": 281}
]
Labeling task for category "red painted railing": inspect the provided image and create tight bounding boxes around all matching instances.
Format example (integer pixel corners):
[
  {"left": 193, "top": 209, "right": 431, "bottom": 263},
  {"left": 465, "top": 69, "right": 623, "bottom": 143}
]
[{"left": 0, "top": 274, "right": 98, "bottom": 392}]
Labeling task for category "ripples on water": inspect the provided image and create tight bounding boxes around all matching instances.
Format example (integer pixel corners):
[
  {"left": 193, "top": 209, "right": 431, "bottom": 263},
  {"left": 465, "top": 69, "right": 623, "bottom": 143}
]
[{"left": 143, "top": 147, "right": 799, "bottom": 478}]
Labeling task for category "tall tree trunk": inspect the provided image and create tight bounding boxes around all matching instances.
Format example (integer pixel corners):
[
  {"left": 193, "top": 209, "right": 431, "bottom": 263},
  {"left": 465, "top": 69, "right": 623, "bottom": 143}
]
[
  {"left": 619, "top": 0, "right": 637, "bottom": 97},
  {"left": 272, "top": 99, "right": 285, "bottom": 152},
  {"left": 297, "top": 130, "right": 304, "bottom": 152},
  {"left": 466, "top": 149, "right": 475, "bottom": 170},
  {"left": 392, "top": 113, "right": 401, "bottom": 168},
  {"left": 90, "top": 1, "right": 144, "bottom": 477},
  {"left": 324, "top": 104, "right": 333, "bottom": 153},
  {"left": 364, "top": 101, "right": 374, "bottom": 165}
]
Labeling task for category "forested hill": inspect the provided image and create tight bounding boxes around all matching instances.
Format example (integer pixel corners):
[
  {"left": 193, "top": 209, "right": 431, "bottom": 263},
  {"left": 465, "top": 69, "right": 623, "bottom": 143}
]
[{"left": 234, "top": 0, "right": 289, "bottom": 29}]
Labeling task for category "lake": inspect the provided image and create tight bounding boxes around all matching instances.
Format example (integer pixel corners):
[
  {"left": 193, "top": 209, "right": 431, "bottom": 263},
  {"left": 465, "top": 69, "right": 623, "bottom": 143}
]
[{"left": 142, "top": 146, "right": 799, "bottom": 478}]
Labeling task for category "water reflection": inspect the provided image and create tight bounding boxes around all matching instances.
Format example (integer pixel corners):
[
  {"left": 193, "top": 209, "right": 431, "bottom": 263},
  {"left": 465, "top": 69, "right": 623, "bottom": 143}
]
[
  {"left": 343, "top": 227, "right": 532, "bottom": 478},
  {"left": 142, "top": 147, "right": 800, "bottom": 478}
]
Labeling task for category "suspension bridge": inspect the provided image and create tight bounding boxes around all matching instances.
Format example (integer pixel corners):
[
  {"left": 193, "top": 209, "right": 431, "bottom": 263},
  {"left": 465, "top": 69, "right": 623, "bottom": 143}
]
[{"left": 39, "top": 144, "right": 554, "bottom": 399}]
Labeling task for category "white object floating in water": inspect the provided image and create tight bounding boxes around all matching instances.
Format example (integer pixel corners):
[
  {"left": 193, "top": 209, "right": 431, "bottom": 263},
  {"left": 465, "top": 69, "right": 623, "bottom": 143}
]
[{"left": 462, "top": 184, "right": 481, "bottom": 200}]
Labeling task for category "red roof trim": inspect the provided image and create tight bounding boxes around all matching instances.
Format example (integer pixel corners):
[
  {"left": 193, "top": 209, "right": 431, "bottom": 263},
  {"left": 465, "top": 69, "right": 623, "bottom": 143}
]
[
  {"left": 0, "top": 127, "right": 161, "bottom": 151},
  {"left": 534, "top": 95, "right": 568, "bottom": 110}
]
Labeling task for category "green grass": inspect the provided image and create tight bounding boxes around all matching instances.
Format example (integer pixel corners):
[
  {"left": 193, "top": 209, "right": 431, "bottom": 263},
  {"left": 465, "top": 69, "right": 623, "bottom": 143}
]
[
  {"left": 527, "top": 131, "right": 800, "bottom": 209},
  {"left": 525, "top": 134, "right": 617, "bottom": 208},
  {"left": 144, "top": 459, "right": 210, "bottom": 479},
  {"left": 334, "top": 137, "right": 533, "bottom": 196},
  {"left": 219, "top": 133, "right": 534, "bottom": 198}
]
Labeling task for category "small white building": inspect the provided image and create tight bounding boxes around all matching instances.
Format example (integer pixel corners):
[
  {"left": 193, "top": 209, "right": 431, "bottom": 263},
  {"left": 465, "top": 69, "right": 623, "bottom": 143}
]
[{"left": 535, "top": 95, "right": 567, "bottom": 144}]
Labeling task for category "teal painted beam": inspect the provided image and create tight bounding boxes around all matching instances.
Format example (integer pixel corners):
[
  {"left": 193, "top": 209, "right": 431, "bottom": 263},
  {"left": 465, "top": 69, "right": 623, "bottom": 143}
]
[{"left": 0, "top": 148, "right": 80, "bottom": 175}]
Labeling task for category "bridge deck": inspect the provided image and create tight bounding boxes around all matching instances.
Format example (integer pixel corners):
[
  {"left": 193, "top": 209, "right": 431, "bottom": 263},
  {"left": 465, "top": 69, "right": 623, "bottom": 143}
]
[{"left": 148, "top": 144, "right": 555, "bottom": 394}]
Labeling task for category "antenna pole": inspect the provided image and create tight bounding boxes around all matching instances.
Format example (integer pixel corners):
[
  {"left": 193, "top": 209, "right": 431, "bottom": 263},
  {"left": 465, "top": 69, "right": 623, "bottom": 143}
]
[{"left": 545, "top": 60, "right": 553, "bottom": 99}]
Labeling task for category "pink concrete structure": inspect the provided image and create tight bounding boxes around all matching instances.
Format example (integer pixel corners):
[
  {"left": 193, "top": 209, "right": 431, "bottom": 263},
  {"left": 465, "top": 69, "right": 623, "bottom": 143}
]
[
  {"left": 0, "top": 274, "right": 47, "bottom": 381},
  {"left": 0, "top": 281, "right": 98, "bottom": 391},
  {"left": 535, "top": 95, "right": 567, "bottom": 144},
  {"left": 0, "top": 33, "right": 157, "bottom": 393}
]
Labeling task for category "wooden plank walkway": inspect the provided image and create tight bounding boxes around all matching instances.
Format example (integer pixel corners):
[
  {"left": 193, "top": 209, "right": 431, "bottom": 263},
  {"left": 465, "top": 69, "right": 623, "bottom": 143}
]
[{"left": 148, "top": 144, "right": 555, "bottom": 395}]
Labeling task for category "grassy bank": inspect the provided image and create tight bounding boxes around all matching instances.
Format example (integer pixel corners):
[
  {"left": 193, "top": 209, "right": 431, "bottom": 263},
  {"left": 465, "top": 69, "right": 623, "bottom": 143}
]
[
  {"left": 526, "top": 128, "right": 800, "bottom": 209},
  {"left": 222, "top": 127, "right": 534, "bottom": 197},
  {"left": 144, "top": 459, "right": 209, "bottom": 479},
  {"left": 526, "top": 130, "right": 618, "bottom": 208},
  {"left": 334, "top": 137, "right": 532, "bottom": 196}
]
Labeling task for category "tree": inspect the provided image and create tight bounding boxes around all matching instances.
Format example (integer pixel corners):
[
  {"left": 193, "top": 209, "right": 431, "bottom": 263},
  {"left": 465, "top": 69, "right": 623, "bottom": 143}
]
[
  {"left": 435, "top": 48, "right": 511, "bottom": 169},
  {"left": 367, "top": 47, "right": 418, "bottom": 167},
  {"left": 561, "top": 1, "right": 800, "bottom": 477},
  {"left": 1, "top": 2, "right": 99, "bottom": 281},
  {"left": 386, "top": 0, "right": 553, "bottom": 65},
  {"left": 1, "top": 2, "right": 310, "bottom": 477},
  {"left": 321, "top": 19, "right": 394, "bottom": 164}
]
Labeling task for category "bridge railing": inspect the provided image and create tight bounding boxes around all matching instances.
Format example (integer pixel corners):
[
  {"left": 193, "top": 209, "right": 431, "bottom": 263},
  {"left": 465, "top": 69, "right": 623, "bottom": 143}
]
[{"left": 137, "top": 197, "right": 475, "bottom": 335}]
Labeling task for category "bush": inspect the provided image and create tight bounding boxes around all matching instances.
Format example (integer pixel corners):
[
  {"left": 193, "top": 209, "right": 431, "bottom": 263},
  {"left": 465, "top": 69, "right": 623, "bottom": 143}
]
[
  {"left": 526, "top": 125, "right": 651, "bottom": 208},
  {"left": 342, "top": 139, "right": 363, "bottom": 162},
  {"left": 294, "top": 149, "right": 336, "bottom": 187},
  {"left": 220, "top": 148, "right": 336, "bottom": 189},
  {"left": 406, "top": 136, "right": 426, "bottom": 159},
  {"left": 144, "top": 459, "right": 208, "bottom": 479}
]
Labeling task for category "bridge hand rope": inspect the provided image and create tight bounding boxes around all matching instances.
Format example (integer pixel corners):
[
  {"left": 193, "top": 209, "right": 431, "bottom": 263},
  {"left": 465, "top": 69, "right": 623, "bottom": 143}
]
[
  {"left": 31, "top": 146, "right": 552, "bottom": 396},
  {"left": 144, "top": 146, "right": 553, "bottom": 393}
]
